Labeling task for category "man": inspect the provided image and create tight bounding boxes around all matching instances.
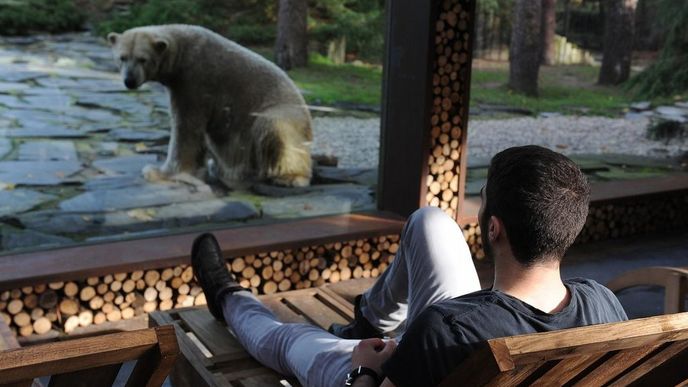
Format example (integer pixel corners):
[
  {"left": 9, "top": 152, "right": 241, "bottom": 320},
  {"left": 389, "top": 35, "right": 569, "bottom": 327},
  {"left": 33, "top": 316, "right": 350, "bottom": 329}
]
[{"left": 192, "top": 145, "right": 627, "bottom": 387}]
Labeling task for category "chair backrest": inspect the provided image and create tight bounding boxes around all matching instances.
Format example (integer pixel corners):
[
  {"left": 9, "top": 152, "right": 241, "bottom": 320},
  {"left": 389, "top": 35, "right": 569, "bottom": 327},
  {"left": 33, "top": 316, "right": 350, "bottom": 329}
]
[
  {"left": 0, "top": 325, "right": 179, "bottom": 387},
  {"left": 440, "top": 312, "right": 688, "bottom": 386}
]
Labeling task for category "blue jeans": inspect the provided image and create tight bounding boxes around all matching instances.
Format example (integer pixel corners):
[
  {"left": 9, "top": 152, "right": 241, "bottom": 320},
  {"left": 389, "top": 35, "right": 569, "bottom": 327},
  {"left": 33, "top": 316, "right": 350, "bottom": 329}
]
[{"left": 221, "top": 207, "right": 481, "bottom": 387}]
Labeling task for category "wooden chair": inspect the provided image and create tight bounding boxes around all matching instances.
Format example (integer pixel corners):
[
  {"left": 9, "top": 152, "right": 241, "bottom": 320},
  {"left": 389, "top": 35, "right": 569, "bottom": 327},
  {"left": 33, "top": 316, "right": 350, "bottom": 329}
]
[
  {"left": 440, "top": 312, "right": 688, "bottom": 386},
  {"left": 0, "top": 325, "right": 179, "bottom": 387},
  {"left": 607, "top": 266, "right": 688, "bottom": 314}
]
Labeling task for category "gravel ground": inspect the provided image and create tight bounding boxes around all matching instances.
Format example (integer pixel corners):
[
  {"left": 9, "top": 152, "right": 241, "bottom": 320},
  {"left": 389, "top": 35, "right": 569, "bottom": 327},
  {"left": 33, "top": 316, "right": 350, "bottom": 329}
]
[
  {"left": 312, "top": 116, "right": 381, "bottom": 169},
  {"left": 468, "top": 116, "right": 687, "bottom": 160},
  {"left": 312, "top": 115, "right": 687, "bottom": 168}
]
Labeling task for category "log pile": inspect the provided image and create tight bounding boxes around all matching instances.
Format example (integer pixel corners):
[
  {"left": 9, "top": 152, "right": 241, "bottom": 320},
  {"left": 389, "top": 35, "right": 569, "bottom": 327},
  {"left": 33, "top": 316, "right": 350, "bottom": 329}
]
[
  {"left": 0, "top": 234, "right": 400, "bottom": 336},
  {"left": 462, "top": 223, "right": 484, "bottom": 260},
  {"left": 425, "top": 0, "right": 472, "bottom": 219},
  {"left": 576, "top": 194, "right": 688, "bottom": 244}
]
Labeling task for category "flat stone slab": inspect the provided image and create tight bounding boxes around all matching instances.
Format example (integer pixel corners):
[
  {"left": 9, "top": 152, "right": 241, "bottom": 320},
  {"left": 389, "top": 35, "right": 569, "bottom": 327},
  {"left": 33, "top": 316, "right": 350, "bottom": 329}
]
[
  {"left": 0, "top": 160, "right": 82, "bottom": 185},
  {"left": 92, "top": 155, "right": 158, "bottom": 176},
  {"left": 261, "top": 185, "right": 374, "bottom": 218},
  {"left": 0, "top": 69, "right": 46, "bottom": 83},
  {"left": 630, "top": 101, "right": 651, "bottom": 111},
  {"left": 655, "top": 106, "right": 687, "bottom": 117},
  {"left": 3, "top": 109, "right": 83, "bottom": 127},
  {"left": 17, "top": 140, "right": 77, "bottom": 161},
  {"left": 314, "top": 166, "right": 377, "bottom": 186},
  {"left": 0, "top": 189, "right": 56, "bottom": 217},
  {"left": 59, "top": 182, "right": 215, "bottom": 212},
  {"left": 1, "top": 226, "right": 72, "bottom": 251},
  {"left": 76, "top": 92, "right": 153, "bottom": 115},
  {"left": 0, "top": 82, "right": 29, "bottom": 93},
  {"left": 0, "top": 128, "right": 87, "bottom": 139},
  {"left": 21, "top": 199, "right": 257, "bottom": 235},
  {"left": 108, "top": 128, "right": 169, "bottom": 143},
  {"left": 0, "top": 94, "right": 29, "bottom": 109},
  {"left": 0, "top": 139, "right": 11, "bottom": 159}
]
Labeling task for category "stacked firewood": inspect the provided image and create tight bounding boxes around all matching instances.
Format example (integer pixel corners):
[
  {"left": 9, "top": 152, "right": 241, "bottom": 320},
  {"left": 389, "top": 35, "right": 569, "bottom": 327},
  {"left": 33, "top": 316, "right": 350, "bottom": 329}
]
[
  {"left": 0, "top": 266, "right": 204, "bottom": 337},
  {"left": 425, "top": 0, "right": 472, "bottom": 219},
  {"left": 576, "top": 194, "right": 688, "bottom": 244},
  {"left": 462, "top": 223, "right": 484, "bottom": 260},
  {"left": 0, "top": 235, "right": 400, "bottom": 336}
]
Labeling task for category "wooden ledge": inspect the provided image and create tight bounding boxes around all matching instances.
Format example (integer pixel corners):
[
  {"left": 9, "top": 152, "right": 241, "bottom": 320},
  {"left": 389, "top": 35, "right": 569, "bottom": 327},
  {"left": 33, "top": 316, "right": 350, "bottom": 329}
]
[{"left": 0, "top": 212, "right": 405, "bottom": 290}]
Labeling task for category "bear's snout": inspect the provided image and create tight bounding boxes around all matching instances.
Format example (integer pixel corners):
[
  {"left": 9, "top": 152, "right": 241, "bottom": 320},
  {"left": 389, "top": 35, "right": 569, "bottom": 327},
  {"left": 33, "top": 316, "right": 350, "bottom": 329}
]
[{"left": 124, "top": 76, "right": 139, "bottom": 89}]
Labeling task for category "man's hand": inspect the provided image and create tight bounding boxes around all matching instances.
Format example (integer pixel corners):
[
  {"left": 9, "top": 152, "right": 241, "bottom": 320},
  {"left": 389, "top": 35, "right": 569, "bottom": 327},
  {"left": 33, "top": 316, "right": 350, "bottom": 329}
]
[{"left": 351, "top": 338, "right": 397, "bottom": 376}]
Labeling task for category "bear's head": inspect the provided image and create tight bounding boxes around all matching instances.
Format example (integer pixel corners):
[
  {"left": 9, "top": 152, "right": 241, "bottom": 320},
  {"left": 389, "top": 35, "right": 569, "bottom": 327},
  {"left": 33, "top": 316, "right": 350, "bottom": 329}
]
[{"left": 108, "top": 29, "right": 169, "bottom": 90}]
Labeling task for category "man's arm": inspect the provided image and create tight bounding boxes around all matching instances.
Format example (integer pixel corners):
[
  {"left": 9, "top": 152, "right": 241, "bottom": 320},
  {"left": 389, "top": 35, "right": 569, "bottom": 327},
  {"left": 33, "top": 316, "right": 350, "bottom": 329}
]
[{"left": 350, "top": 338, "right": 397, "bottom": 387}]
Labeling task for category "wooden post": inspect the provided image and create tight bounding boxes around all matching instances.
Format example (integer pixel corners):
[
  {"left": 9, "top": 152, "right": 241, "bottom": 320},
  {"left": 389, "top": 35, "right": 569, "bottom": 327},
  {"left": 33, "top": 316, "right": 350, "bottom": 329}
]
[{"left": 378, "top": 0, "right": 475, "bottom": 222}]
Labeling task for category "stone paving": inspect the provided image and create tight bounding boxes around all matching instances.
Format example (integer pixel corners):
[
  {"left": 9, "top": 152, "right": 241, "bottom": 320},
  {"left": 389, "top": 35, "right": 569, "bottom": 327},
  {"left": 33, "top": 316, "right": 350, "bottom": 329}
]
[{"left": 0, "top": 33, "right": 376, "bottom": 253}]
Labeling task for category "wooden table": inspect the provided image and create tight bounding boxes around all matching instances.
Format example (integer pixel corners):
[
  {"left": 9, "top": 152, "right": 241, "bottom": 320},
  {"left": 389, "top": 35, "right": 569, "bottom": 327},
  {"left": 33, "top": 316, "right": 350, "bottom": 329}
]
[{"left": 150, "top": 278, "right": 374, "bottom": 387}]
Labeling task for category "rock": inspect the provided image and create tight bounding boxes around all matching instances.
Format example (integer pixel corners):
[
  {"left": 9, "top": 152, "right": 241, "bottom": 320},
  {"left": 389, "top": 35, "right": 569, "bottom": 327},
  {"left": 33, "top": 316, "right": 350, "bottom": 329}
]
[
  {"left": 1, "top": 226, "right": 72, "bottom": 251},
  {"left": 20, "top": 199, "right": 257, "bottom": 236},
  {"left": 261, "top": 185, "right": 374, "bottom": 218},
  {"left": 655, "top": 106, "right": 687, "bottom": 118},
  {"left": 59, "top": 183, "right": 216, "bottom": 212},
  {"left": 0, "top": 160, "right": 82, "bottom": 185},
  {"left": 0, "top": 82, "right": 29, "bottom": 93},
  {"left": 22, "top": 95, "right": 72, "bottom": 111},
  {"left": 0, "top": 189, "right": 56, "bottom": 217},
  {"left": 0, "top": 139, "right": 11, "bottom": 159},
  {"left": 0, "top": 95, "right": 29, "bottom": 109},
  {"left": 675, "top": 101, "right": 688, "bottom": 109},
  {"left": 630, "top": 101, "right": 651, "bottom": 111},
  {"left": 75, "top": 92, "right": 152, "bottom": 116},
  {"left": 539, "top": 112, "right": 562, "bottom": 118},
  {"left": 17, "top": 141, "right": 78, "bottom": 161},
  {"left": 313, "top": 166, "right": 377, "bottom": 186},
  {"left": 0, "top": 127, "right": 87, "bottom": 139},
  {"left": 108, "top": 128, "right": 169, "bottom": 143},
  {"left": 92, "top": 155, "right": 159, "bottom": 176},
  {"left": 0, "top": 70, "right": 46, "bottom": 83},
  {"left": 84, "top": 176, "right": 143, "bottom": 191}
]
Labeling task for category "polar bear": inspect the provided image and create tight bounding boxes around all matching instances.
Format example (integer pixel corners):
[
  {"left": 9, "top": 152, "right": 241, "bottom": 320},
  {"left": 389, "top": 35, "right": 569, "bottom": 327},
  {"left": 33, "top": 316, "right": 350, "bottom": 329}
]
[{"left": 108, "top": 25, "right": 312, "bottom": 187}]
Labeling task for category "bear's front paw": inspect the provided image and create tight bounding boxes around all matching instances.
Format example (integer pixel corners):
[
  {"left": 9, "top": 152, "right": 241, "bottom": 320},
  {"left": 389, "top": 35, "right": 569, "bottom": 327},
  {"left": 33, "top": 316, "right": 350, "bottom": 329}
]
[{"left": 142, "top": 164, "right": 170, "bottom": 182}]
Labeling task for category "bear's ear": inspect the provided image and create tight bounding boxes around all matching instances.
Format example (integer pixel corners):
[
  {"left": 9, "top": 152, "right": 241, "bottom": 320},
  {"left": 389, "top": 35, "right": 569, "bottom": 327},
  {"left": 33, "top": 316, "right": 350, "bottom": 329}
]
[
  {"left": 153, "top": 39, "right": 169, "bottom": 54},
  {"left": 107, "top": 32, "right": 119, "bottom": 46}
]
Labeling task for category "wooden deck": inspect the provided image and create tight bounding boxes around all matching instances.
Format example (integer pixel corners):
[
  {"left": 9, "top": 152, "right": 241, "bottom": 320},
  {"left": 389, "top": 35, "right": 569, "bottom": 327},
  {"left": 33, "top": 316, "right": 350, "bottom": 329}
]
[{"left": 149, "top": 278, "right": 374, "bottom": 387}]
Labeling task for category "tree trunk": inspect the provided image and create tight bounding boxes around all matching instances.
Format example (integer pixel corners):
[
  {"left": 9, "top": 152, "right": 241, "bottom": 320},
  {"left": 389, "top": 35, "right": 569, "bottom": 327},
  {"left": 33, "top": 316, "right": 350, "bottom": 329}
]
[
  {"left": 540, "top": 0, "right": 556, "bottom": 65},
  {"left": 275, "top": 0, "right": 308, "bottom": 70},
  {"left": 509, "top": 0, "right": 542, "bottom": 96},
  {"left": 598, "top": 0, "right": 638, "bottom": 85}
]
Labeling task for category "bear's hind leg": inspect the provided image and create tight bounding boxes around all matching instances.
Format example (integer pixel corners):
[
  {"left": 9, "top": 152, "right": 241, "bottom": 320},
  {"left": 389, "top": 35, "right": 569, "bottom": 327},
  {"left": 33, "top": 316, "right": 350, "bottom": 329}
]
[{"left": 253, "top": 116, "right": 312, "bottom": 187}]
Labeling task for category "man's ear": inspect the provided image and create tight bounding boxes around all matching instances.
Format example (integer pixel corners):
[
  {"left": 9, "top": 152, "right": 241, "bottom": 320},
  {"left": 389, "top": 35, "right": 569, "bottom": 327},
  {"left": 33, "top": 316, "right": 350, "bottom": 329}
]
[
  {"left": 488, "top": 215, "right": 501, "bottom": 242},
  {"left": 107, "top": 32, "right": 119, "bottom": 46},
  {"left": 153, "top": 38, "right": 169, "bottom": 54}
]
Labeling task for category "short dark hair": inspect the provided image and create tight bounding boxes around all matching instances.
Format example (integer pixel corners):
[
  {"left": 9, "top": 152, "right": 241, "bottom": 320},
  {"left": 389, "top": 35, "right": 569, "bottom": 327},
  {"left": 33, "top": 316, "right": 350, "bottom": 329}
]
[{"left": 484, "top": 145, "right": 590, "bottom": 265}]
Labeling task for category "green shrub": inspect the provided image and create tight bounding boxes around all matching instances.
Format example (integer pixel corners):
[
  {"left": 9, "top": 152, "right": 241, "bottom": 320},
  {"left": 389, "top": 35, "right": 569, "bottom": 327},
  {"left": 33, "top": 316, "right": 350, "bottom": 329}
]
[
  {"left": 0, "top": 0, "right": 85, "bottom": 35},
  {"left": 95, "top": 0, "right": 275, "bottom": 45}
]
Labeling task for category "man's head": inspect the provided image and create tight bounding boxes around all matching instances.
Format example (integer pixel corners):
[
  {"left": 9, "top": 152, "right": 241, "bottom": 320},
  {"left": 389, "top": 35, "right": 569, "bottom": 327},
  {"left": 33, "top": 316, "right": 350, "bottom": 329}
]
[
  {"left": 108, "top": 28, "right": 170, "bottom": 90},
  {"left": 478, "top": 145, "right": 590, "bottom": 266}
]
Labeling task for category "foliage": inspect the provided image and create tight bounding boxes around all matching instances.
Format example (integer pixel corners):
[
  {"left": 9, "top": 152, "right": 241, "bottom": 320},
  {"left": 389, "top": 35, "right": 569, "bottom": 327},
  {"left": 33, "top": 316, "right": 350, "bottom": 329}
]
[
  {"left": 95, "top": 0, "right": 277, "bottom": 44},
  {"left": 0, "top": 0, "right": 85, "bottom": 35},
  {"left": 627, "top": 0, "right": 688, "bottom": 98},
  {"left": 309, "top": 0, "right": 385, "bottom": 61}
]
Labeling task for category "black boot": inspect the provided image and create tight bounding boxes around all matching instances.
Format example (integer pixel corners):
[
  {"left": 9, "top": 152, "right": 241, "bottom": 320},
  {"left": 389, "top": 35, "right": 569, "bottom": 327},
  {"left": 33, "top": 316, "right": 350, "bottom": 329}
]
[
  {"left": 328, "top": 295, "right": 383, "bottom": 339},
  {"left": 191, "top": 233, "right": 245, "bottom": 322}
]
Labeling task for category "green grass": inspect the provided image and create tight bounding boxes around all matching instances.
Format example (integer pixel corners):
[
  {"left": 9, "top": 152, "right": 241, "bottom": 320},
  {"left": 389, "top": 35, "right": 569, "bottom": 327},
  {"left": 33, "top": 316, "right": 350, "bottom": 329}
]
[
  {"left": 471, "top": 65, "right": 673, "bottom": 116},
  {"left": 287, "top": 54, "right": 382, "bottom": 107},
  {"left": 245, "top": 50, "right": 672, "bottom": 116}
]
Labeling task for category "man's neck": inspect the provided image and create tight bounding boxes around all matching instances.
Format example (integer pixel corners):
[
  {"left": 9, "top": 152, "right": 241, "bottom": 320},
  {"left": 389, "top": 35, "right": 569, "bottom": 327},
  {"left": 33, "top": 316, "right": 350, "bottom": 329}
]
[{"left": 492, "top": 257, "right": 570, "bottom": 314}]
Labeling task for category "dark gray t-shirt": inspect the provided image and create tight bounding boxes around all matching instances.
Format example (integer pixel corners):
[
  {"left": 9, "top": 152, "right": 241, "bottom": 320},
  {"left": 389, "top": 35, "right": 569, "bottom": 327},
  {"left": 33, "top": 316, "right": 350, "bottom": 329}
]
[{"left": 382, "top": 278, "right": 628, "bottom": 387}]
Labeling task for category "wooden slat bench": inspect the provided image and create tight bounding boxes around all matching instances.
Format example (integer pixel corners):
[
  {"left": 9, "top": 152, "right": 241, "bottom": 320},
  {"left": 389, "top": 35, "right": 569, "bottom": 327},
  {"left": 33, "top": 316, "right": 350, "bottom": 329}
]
[
  {"left": 608, "top": 266, "right": 688, "bottom": 314},
  {"left": 149, "top": 278, "right": 374, "bottom": 386},
  {"left": 153, "top": 278, "right": 688, "bottom": 387},
  {"left": 0, "top": 325, "right": 179, "bottom": 387}
]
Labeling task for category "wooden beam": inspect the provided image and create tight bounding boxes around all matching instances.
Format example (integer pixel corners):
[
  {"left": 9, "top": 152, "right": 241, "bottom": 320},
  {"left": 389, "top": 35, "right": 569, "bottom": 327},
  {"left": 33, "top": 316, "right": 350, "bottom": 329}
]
[
  {"left": 378, "top": 0, "right": 436, "bottom": 217},
  {"left": 0, "top": 212, "right": 404, "bottom": 291}
]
